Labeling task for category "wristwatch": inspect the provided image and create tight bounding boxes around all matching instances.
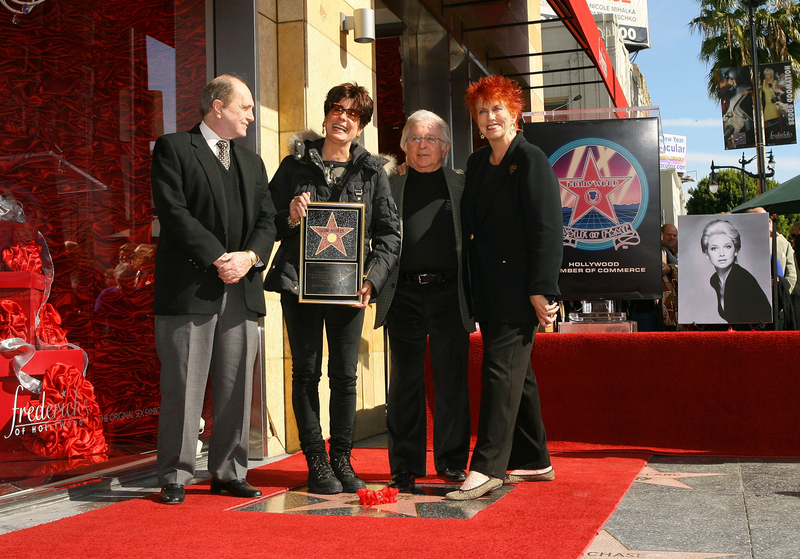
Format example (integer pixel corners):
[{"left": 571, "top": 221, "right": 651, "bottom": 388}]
[{"left": 245, "top": 250, "right": 258, "bottom": 267}]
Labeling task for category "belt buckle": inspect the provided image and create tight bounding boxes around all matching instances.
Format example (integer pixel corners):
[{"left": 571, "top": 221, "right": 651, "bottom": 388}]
[{"left": 418, "top": 273, "right": 436, "bottom": 284}]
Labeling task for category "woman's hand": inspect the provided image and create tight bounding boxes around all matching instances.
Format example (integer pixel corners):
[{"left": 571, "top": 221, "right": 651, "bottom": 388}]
[
  {"left": 352, "top": 280, "right": 374, "bottom": 309},
  {"left": 289, "top": 192, "right": 311, "bottom": 222},
  {"left": 530, "top": 294, "right": 558, "bottom": 328}
]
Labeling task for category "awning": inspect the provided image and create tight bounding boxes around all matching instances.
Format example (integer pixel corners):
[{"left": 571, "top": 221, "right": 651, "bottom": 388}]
[
  {"left": 545, "top": 0, "right": 629, "bottom": 108},
  {"left": 731, "top": 173, "right": 800, "bottom": 214}
]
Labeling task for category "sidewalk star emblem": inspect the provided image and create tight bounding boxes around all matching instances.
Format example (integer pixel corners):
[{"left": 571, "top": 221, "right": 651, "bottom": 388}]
[
  {"left": 582, "top": 529, "right": 740, "bottom": 558},
  {"left": 310, "top": 213, "right": 353, "bottom": 256},
  {"left": 635, "top": 466, "right": 731, "bottom": 489}
]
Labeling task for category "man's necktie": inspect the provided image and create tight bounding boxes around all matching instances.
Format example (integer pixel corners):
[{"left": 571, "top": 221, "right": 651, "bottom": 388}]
[{"left": 217, "top": 140, "right": 230, "bottom": 170}]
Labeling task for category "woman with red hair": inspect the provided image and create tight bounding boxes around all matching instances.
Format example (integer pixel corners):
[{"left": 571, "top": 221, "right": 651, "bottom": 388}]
[{"left": 446, "top": 75, "right": 563, "bottom": 500}]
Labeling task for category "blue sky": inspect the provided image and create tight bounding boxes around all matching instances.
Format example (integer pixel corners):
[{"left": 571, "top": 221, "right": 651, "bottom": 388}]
[{"left": 633, "top": 0, "right": 799, "bottom": 188}]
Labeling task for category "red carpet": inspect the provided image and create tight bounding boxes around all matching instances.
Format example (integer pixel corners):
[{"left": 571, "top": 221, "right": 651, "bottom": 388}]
[
  {"left": 432, "top": 331, "right": 800, "bottom": 457},
  {"left": 0, "top": 447, "right": 647, "bottom": 559}
]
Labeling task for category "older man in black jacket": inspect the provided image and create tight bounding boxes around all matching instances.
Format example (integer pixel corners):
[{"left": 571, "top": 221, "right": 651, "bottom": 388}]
[
  {"left": 376, "top": 110, "right": 474, "bottom": 491},
  {"left": 150, "top": 74, "right": 276, "bottom": 504}
]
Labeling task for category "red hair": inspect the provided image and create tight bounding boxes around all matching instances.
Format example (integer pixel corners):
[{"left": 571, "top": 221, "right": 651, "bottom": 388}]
[{"left": 464, "top": 75, "right": 525, "bottom": 124}]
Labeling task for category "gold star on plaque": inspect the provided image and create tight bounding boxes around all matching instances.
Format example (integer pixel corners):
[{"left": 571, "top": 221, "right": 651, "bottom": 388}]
[{"left": 310, "top": 213, "right": 353, "bottom": 256}]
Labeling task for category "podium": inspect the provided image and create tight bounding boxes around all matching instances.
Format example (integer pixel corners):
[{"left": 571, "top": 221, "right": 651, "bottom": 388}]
[{"left": 558, "top": 312, "right": 637, "bottom": 333}]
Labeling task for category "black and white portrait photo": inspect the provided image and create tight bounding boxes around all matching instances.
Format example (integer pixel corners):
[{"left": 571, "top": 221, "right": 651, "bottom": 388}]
[{"left": 677, "top": 213, "right": 772, "bottom": 325}]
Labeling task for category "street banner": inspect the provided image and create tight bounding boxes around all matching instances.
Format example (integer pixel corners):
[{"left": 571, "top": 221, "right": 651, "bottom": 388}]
[
  {"left": 719, "top": 65, "right": 756, "bottom": 150},
  {"left": 760, "top": 61, "right": 796, "bottom": 146},
  {"left": 524, "top": 118, "right": 662, "bottom": 300}
]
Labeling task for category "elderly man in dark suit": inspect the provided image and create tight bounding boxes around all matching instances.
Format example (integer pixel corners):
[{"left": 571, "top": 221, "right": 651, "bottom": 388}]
[
  {"left": 150, "top": 74, "right": 276, "bottom": 504},
  {"left": 376, "top": 110, "right": 474, "bottom": 491}
]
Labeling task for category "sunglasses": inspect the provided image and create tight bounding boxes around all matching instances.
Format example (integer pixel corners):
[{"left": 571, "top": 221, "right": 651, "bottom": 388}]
[{"left": 329, "top": 102, "right": 362, "bottom": 122}]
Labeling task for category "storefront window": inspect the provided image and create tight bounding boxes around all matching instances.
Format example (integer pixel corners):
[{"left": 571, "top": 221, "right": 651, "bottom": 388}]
[{"left": 0, "top": 0, "right": 206, "bottom": 488}]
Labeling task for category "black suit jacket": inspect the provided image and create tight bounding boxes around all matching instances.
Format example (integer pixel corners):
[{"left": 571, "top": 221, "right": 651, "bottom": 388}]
[
  {"left": 150, "top": 124, "right": 277, "bottom": 316},
  {"left": 461, "top": 134, "right": 563, "bottom": 323}
]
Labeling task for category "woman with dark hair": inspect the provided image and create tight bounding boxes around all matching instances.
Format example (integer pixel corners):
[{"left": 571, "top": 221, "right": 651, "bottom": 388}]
[
  {"left": 701, "top": 219, "right": 770, "bottom": 323},
  {"left": 446, "top": 75, "right": 562, "bottom": 500},
  {"left": 265, "top": 83, "right": 400, "bottom": 495}
]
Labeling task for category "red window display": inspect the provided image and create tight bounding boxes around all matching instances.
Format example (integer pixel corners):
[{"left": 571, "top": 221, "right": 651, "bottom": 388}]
[{"left": 0, "top": 0, "right": 207, "bottom": 478}]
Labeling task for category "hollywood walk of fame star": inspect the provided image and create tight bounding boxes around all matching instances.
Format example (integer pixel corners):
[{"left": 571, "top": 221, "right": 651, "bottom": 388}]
[
  {"left": 581, "top": 529, "right": 741, "bottom": 558},
  {"left": 559, "top": 148, "right": 634, "bottom": 226},
  {"left": 282, "top": 488, "right": 445, "bottom": 518},
  {"left": 242, "top": 483, "right": 507, "bottom": 519},
  {"left": 310, "top": 213, "right": 353, "bottom": 256},
  {"left": 635, "top": 466, "right": 732, "bottom": 490}
]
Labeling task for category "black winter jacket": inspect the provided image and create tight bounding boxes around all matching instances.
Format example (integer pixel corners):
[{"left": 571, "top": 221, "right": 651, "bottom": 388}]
[{"left": 264, "top": 132, "right": 400, "bottom": 298}]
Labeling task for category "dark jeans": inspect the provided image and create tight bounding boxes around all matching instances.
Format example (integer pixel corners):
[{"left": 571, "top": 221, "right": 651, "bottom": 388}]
[
  {"left": 469, "top": 321, "right": 550, "bottom": 480},
  {"left": 281, "top": 293, "right": 365, "bottom": 459},
  {"left": 385, "top": 278, "right": 470, "bottom": 476}
]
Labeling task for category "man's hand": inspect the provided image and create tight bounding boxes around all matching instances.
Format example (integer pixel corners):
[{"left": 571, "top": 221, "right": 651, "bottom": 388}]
[{"left": 214, "top": 252, "right": 253, "bottom": 284}]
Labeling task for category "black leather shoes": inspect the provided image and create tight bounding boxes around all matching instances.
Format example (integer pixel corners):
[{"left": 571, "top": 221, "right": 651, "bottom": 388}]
[
  {"left": 159, "top": 483, "right": 185, "bottom": 504},
  {"left": 210, "top": 478, "right": 262, "bottom": 498},
  {"left": 388, "top": 470, "right": 415, "bottom": 491},
  {"left": 437, "top": 468, "right": 467, "bottom": 482}
]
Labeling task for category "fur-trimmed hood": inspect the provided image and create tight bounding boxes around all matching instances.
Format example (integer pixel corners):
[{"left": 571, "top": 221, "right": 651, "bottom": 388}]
[{"left": 287, "top": 128, "right": 396, "bottom": 176}]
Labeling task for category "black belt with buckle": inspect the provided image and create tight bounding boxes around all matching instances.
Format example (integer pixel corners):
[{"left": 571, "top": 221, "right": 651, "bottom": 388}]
[{"left": 403, "top": 273, "right": 448, "bottom": 285}]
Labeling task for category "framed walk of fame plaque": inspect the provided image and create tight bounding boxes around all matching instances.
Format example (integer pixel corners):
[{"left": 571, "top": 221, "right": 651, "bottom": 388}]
[{"left": 299, "top": 202, "right": 366, "bottom": 304}]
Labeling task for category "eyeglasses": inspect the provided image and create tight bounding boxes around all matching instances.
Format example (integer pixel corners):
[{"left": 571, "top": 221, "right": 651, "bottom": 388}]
[
  {"left": 329, "top": 102, "right": 362, "bottom": 122},
  {"left": 408, "top": 135, "right": 443, "bottom": 145}
]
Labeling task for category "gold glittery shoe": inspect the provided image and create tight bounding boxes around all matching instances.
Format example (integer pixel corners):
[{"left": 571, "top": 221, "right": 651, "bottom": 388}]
[
  {"left": 504, "top": 468, "right": 555, "bottom": 484},
  {"left": 444, "top": 477, "right": 503, "bottom": 501}
]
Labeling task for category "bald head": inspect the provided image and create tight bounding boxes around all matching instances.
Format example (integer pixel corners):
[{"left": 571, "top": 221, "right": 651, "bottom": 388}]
[{"left": 661, "top": 223, "right": 677, "bottom": 250}]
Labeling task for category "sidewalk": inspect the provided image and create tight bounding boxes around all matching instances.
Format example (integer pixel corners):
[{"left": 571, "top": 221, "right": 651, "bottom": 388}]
[{"left": 2, "top": 437, "right": 799, "bottom": 558}]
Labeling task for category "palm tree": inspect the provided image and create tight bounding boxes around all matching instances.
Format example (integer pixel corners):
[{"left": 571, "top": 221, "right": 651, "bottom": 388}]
[{"left": 690, "top": 0, "right": 800, "bottom": 102}]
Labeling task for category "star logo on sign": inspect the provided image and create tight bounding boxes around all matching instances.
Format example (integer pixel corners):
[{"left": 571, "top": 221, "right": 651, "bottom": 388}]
[
  {"left": 635, "top": 466, "right": 731, "bottom": 489},
  {"left": 310, "top": 213, "right": 353, "bottom": 256},
  {"left": 581, "top": 530, "right": 741, "bottom": 558},
  {"left": 559, "top": 148, "right": 632, "bottom": 226}
]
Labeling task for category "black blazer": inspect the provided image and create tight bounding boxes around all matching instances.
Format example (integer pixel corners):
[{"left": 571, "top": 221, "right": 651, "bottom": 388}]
[
  {"left": 461, "top": 134, "right": 563, "bottom": 323},
  {"left": 710, "top": 263, "right": 772, "bottom": 323},
  {"left": 150, "top": 124, "right": 277, "bottom": 316}
]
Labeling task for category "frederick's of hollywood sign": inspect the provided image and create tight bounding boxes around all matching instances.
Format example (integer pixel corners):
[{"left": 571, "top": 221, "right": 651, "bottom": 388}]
[{"left": 5, "top": 385, "right": 92, "bottom": 438}]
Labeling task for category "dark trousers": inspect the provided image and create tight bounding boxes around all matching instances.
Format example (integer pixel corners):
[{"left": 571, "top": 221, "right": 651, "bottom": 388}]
[
  {"left": 469, "top": 321, "right": 550, "bottom": 480},
  {"left": 385, "top": 279, "right": 470, "bottom": 476},
  {"left": 281, "top": 292, "right": 364, "bottom": 459}
]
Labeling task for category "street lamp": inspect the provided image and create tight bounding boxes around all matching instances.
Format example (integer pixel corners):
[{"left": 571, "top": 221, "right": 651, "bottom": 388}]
[{"left": 708, "top": 150, "right": 775, "bottom": 202}]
